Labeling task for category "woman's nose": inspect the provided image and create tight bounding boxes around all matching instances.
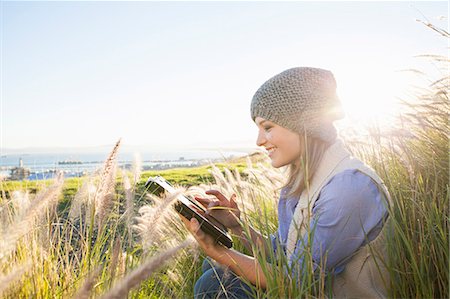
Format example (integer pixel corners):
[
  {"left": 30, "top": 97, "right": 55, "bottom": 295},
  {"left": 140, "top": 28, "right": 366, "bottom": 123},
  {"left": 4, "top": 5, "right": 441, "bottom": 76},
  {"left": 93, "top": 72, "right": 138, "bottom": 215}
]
[{"left": 256, "top": 130, "right": 266, "bottom": 146}]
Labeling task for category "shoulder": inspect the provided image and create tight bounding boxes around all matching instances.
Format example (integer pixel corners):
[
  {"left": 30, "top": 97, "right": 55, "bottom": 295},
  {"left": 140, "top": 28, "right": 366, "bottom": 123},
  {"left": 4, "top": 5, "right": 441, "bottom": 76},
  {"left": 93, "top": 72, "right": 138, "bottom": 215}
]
[
  {"left": 326, "top": 169, "right": 379, "bottom": 195},
  {"left": 313, "top": 169, "right": 384, "bottom": 214}
]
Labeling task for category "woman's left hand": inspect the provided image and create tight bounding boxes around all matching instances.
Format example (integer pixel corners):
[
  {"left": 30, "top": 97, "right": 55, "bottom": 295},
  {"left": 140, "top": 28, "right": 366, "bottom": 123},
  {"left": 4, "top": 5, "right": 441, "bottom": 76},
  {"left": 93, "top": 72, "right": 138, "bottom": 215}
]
[{"left": 180, "top": 216, "right": 224, "bottom": 256}]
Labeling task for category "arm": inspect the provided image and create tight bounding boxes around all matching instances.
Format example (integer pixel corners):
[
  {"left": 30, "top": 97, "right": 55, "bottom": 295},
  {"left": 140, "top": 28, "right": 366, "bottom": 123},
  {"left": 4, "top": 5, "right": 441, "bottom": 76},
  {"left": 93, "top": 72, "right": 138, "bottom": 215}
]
[
  {"left": 230, "top": 223, "right": 271, "bottom": 256},
  {"left": 182, "top": 216, "right": 271, "bottom": 289}
]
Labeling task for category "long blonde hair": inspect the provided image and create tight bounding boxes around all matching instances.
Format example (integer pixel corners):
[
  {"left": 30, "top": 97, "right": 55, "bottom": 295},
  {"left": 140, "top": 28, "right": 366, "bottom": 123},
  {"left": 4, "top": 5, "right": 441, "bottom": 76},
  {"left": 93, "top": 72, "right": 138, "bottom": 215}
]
[{"left": 284, "top": 134, "right": 331, "bottom": 198}]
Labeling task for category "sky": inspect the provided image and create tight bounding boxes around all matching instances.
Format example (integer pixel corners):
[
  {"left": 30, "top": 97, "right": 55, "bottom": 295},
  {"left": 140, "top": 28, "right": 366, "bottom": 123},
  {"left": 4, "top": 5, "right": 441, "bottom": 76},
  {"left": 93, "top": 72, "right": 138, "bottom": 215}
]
[{"left": 1, "top": 1, "right": 448, "bottom": 153}]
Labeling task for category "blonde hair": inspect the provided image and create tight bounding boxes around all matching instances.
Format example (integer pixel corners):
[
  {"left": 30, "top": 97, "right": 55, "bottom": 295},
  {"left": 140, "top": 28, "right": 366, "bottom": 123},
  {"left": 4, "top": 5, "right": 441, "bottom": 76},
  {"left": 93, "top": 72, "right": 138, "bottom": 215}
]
[{"left": 284, "top": 134, "right": 330, "bottom": 199}]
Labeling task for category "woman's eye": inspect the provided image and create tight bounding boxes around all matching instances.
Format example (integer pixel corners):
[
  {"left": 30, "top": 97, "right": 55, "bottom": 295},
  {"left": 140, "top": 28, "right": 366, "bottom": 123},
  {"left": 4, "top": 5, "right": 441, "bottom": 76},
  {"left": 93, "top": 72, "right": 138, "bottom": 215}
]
[{"left": 264, "top": 126, "right": 272, "bottom": 131}]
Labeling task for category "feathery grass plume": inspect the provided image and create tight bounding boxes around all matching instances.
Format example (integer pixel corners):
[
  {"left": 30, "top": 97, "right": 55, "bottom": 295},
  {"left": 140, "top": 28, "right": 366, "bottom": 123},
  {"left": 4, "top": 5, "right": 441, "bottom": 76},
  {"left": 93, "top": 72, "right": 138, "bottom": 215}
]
[
  {"left": 132, "top": 152, "right": 142, "bottom": 185},
  {"left": 10, "top": 190, "right": 30, "bottom": 221},
  {"left": 183, "top": 185, "right": 209, "bottom": 198},
  {"left": 415, "top": 18, "right": 449, "bottom": 38},
  {"left": 0, "top": 172, "right": 64, "bottom": 260},
  {"left": 233, "top": 167, "right": 242, "bottom": 184},
  {"left": 122, "top": 171, "right": 134, "bottom": 246},
  {"left": 0, "top": 261, "right": 32, "bottom": 296},
  {"left": 94, "top": 139, "right": 121, "bottom": 230},
  {"left": 133, "top": 191, "right": 182, "bottom": 250},
  {"left": 242, "top": 160, "right": 284, "bottom": 207},
  {"left": 118, "top": 250, "right": 132, "bottom": 280},
  {"left": 209, "top": 164, "right": 230, "bottom": 192},
  {"left": 109, "top": 237, "right": 121, "bottom": 285},
  {"left": 246, "top": 155, "right": 254, "bottom": 170},
  {"left": 68, "top": 178, "right": 96, "bottom": 221},
  {"left": 100, "top": 238, "right": 194, "bottom": 299},
  {"left": 71, "top": 266, "right": 102, "bottom": 299},
  {"left": 223, "top": 168, "right": 237, "bottom": 186},
  {"left": 84, "top": 180, "right": 98, "bottom": 226}
]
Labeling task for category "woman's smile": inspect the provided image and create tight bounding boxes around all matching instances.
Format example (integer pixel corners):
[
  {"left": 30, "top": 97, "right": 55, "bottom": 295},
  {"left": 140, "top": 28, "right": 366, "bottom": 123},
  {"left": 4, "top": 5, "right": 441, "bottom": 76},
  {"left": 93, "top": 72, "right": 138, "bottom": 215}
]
[{"left": 255, "top": 116, "right": 302, "bottom": 168}]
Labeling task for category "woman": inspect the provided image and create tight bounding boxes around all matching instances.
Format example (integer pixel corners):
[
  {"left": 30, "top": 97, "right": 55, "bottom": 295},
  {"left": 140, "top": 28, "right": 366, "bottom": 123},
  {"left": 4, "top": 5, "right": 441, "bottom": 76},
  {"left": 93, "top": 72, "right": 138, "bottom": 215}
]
[{"left": 182, "top": 67, "right": 391, "bottom": 298}]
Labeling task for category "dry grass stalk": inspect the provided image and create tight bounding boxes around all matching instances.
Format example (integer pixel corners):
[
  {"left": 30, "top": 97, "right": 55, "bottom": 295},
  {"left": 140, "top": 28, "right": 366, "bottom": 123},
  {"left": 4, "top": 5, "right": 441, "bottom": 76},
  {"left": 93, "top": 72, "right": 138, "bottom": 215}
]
[
  {"left": 218, "top": 159, "right": 282, "bottom": 208},
  {"left": 223, "top": 168, "right": 237, "bottom": 186},
  {"left": 0, "top": 261, "right": 31, "bottom": 296},
  {"left": 100, "top": 238, "right": 194, "bottom": 299},
  {"left": 72, "top": 266, "right": 102, "bottom": 299},
  {"left": 109, "top": 237, "right": 121, "bottom": 283},
  {"left": 68, "top": 179, "right": 96, "bottom": 220},
  {"left": 95, "top": 139, "right": 121, "bottom": 230},
  {"left": 209, "top": 165, "right": 229, "bottom": 192},
  {"left": 122, "top": 172, "right": 134, "bottom": 245},
  {"left": 133, "top": 191, "right": 181, "bottom": 250},
  {"left": 132, "top": 153, "right": 142, "bottom": 185},
  {"left": 0, "top": 173, "right": 64, "bottom": 259},
  {"left": 11, "top": 190, "right": 30, "bottom": 218}
]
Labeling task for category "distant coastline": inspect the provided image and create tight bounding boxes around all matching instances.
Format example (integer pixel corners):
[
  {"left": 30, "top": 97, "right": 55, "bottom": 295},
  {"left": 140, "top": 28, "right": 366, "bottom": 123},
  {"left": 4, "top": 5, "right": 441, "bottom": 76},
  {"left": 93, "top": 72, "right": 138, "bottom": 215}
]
[{"left": 0, "top": 148, "right": 256, "bottom": 181}]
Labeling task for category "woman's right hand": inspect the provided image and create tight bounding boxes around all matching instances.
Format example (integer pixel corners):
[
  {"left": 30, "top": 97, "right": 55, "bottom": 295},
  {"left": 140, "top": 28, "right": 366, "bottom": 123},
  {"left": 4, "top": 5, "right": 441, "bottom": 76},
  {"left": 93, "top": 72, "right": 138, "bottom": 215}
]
[{"left": 195, "top": 190, "right": 241, "bottom": 230}]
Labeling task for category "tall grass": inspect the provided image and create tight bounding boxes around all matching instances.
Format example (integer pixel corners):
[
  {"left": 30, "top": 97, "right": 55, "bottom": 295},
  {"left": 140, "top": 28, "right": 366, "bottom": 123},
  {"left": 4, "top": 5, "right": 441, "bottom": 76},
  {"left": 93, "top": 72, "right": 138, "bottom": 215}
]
[
  {"left": 345, "top": 28, "right": 449, "bottom": 297},
  {"left": 0, "top": 23, "right": 447, "bottom": 298},
  {"left": 0, "top": 140, "right": 198, "bottom": 298}
]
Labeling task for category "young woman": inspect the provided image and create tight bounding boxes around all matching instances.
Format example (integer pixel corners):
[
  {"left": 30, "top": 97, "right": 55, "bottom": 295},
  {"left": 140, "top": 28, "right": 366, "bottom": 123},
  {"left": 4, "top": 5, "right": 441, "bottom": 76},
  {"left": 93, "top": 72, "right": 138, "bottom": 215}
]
[{"left": 181, "top": 67, "right": 391, "bottom": 298}]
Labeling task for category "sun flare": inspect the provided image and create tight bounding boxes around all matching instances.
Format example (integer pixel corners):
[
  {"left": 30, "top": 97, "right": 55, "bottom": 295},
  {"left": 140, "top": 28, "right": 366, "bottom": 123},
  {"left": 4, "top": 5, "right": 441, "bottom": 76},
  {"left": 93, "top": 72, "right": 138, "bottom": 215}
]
[{"left": 336, "top": 68, "right": 414, "bottom": 129}]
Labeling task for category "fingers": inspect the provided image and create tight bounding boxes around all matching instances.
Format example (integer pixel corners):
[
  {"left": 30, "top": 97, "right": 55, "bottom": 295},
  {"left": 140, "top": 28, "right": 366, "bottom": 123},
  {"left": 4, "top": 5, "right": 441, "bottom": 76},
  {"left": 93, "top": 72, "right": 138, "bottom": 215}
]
[
  {"left": 230, "top": 194, "right": 238, "bottom": 209},
  {"left": 180, "top": 216, "right": 204, "bottom": 239},
  {"left": 195, "top": 196, "right": 211, "bottom": 208},
  {"left": 205, "top": 190, "right": 229, "bottom": 204},
  {"left": 189, "top": 218, "right": 200, "bottom": 233},
  {"left": 196, "top": 191, "right": 239, "bottom": 217},
  {"left": 204, "top": 201, "right": 219, "bottom": 215},
  {"left": 189, "top": 218, "right": 206, "bottom": 242},
  {"left": 194, "top": 196, "right": 219, "bottom": 214},
  {"left": 180, "top": 214, "right": 191, "bottom": 227}
]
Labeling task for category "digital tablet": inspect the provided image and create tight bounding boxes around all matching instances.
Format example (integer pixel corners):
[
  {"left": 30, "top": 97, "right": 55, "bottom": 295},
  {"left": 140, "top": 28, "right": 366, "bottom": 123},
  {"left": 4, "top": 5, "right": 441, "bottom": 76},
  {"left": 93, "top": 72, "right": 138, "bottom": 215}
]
[{"left": 144, "top": 176, "right": 233, "bottom": 248}]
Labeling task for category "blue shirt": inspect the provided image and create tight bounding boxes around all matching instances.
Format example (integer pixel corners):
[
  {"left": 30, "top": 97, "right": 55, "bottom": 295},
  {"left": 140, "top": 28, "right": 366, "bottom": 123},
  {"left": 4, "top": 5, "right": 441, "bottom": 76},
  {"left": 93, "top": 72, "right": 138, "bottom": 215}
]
[{"left": 271, "top": 169, "right": 388, "bottom": 275}]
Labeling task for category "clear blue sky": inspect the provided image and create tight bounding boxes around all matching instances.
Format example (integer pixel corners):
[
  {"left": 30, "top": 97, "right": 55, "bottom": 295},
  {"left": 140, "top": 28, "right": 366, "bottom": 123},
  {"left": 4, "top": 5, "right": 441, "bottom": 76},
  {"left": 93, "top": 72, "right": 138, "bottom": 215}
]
[{"left": 1, "top": 1, "right": 448, "bottom": 152}]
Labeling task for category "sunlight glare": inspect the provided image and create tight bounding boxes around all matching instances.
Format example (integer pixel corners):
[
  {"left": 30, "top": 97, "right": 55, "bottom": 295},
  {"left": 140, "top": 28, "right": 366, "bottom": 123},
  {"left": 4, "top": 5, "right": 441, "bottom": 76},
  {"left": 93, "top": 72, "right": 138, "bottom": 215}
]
[{"left": 336, "top": 67, "right": 412, "bottom": 129}]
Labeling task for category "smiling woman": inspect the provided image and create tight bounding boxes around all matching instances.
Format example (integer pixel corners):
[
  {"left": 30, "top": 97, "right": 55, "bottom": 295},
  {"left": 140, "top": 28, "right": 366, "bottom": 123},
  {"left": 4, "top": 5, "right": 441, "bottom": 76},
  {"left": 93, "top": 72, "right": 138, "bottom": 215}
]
[{"left": 182, "top": 67, "right": 392, "bottom": 298}]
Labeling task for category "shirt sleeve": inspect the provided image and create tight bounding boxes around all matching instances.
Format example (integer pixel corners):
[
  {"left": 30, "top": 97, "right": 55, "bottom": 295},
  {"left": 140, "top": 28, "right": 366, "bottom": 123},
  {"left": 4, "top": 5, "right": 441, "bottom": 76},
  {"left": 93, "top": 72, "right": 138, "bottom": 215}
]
[{"left": 290, "top": 169, "right": 388, "bottom": 275}]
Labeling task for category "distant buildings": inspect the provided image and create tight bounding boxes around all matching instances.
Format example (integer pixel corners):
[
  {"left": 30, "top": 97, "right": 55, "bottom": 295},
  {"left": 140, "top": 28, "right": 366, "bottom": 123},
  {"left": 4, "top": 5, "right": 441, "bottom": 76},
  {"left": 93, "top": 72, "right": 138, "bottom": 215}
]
[{"left": 10, "top": 158, "right": 31, "bottom": 181}]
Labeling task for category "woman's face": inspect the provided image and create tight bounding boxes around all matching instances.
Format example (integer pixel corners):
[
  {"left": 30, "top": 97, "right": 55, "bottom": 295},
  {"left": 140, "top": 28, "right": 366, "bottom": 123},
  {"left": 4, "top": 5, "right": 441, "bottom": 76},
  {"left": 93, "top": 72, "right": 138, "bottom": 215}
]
[{"left": 255, "top": 117, "right": 302, "bottom": 168}]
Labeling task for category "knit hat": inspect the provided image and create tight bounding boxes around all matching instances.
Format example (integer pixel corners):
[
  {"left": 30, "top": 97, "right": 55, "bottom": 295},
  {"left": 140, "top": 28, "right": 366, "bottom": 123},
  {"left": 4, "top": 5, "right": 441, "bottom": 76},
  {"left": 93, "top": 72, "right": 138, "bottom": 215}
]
[{"left": 250, "top": 67, "right": 345, "bottom": 143}]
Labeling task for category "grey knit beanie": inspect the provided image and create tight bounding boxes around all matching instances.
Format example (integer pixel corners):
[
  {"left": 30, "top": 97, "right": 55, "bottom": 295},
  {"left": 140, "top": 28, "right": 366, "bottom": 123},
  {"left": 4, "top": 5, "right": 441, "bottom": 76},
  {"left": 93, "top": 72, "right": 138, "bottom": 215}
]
[{"left": 251, "top": 67, "right": 345, "bottom": 143}]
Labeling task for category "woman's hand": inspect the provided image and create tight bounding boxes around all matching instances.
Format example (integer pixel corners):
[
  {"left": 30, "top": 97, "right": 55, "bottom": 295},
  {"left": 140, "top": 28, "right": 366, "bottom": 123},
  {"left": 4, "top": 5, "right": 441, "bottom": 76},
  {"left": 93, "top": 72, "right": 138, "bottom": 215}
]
[
  {"left": 195, "top": 190, "right": 241, "bottom": 230},
  {"left": 181, "top": 216, "right": 268, "bottom": 289},
  {"left": 180, "top": 216, "right": 224, "bottom": 256},
  {"left": 180, "top": 215, "right": 269, "bottom": 289}
]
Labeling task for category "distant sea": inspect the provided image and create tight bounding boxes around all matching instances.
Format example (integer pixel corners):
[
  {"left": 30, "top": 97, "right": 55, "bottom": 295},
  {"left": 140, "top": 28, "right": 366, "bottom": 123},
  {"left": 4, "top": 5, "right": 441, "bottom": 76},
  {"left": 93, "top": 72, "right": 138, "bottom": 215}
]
[{"left": 0, "top": 149, "right": 254, "bottom": 180}]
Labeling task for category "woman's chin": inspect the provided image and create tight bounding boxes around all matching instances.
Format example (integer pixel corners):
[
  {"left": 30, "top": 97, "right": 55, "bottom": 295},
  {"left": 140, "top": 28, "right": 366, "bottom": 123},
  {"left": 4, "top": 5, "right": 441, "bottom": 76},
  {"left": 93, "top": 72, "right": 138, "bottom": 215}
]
[
  {"left": 270, "top": 158, "right": 291, "bottom": 168},
  {"left": 270, "top": 159, "right": 282, "bottom": 168}
]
